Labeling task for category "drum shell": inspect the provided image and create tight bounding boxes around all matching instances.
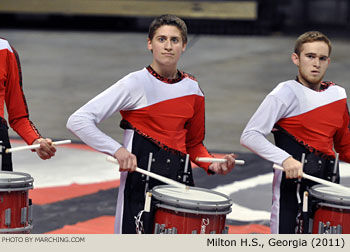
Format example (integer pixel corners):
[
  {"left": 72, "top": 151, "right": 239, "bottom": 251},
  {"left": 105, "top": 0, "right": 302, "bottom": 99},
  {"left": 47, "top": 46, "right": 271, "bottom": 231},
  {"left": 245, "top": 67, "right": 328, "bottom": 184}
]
[
  {"left": 308, "top": 184, "right": 350, "bottom": 234},
  {"left": 151, "top": 185, "right": 232, "bottom": 234},
  {"left": 154, "top": 207, "right": 227, "bottom": 234},
  {"left": 312, "top": 204, "right": 350, "bottom": 234},
  {"left": 0, "top": 171, "right": 33, "bottom": 234}
]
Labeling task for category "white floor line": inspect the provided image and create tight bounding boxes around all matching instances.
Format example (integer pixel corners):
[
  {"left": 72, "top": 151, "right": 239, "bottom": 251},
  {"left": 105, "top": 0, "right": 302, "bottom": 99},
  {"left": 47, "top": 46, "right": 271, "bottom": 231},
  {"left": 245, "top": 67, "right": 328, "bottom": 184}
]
[{"left": 212, "top": 173, "right": 273, "bottom": 222}]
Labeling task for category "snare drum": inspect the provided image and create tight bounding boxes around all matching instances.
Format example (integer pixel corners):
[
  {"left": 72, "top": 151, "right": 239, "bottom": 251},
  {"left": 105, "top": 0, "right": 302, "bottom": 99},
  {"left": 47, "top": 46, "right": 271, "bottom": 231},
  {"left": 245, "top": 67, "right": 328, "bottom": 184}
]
[
  {"left": 151, "top": 185, "right": 232, "bottom": 234},
  {"left": 308, "top": 184, "right": 350, "bottom": 234},
  {"left": 0, "top": 171, "right": 34, "bottom": 233}
]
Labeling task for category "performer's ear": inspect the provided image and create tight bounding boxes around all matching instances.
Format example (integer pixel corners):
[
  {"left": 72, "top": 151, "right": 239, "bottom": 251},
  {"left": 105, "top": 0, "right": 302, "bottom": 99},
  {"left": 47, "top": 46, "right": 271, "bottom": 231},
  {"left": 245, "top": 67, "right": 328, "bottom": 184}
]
[{"left": 291, "top": 53, "right": 299, "bottom": 67}]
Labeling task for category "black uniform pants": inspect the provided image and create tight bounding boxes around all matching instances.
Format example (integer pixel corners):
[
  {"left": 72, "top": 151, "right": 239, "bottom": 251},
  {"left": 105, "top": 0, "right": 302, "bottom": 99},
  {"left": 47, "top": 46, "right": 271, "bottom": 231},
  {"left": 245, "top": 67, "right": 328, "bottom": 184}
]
[{"left": 0, "top": 117, "right": 13, "bottom": 171}]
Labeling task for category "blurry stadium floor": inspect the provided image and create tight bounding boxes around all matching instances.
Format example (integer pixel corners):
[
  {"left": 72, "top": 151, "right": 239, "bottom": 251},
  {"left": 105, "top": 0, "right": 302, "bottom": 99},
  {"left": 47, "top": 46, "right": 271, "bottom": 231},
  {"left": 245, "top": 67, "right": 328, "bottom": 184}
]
[{"left": 9, "top": 139, "right": 350, "bottom": 234}]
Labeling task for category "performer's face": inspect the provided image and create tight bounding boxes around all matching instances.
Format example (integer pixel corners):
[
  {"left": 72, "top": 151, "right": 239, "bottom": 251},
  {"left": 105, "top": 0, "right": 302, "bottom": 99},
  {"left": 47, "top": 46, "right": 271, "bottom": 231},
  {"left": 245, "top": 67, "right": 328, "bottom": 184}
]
[
  {"left": 147, "top": 25, "right": 186, "bottom": 69},
  {"left": 292, "top": 41, "right": 330, "bottom": 89}
]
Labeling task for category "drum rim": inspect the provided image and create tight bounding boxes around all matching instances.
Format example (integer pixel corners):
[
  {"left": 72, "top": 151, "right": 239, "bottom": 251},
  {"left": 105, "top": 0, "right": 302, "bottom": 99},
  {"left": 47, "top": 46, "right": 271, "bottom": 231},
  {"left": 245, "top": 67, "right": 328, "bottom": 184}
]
[
  {"left": 318, "top": 202, "right": 350, "bottom": 210},
  {"left": 308, "top": 184, "right": 350, "bottom": 205},
  {"left": 151, "top": 185, "right": 233, "bottom": 212},
  {"left": 0, "top": 171, "right": 34, "bottom": 189},
  {"left": 156, "top": 203, "right": 233, "bottom": 215},
  {"left": 0, "top": 223, "right": 33, "bottom": 233}
]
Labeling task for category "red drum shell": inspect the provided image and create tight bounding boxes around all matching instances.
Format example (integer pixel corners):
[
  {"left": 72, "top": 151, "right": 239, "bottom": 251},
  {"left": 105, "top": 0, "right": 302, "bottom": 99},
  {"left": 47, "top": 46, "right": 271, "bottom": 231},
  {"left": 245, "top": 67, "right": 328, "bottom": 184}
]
[
  {"left": 308, "top": 184, "right": 350, "bottom": 234},
  {"left": 0, "top": 171, "right": 33, "bottom": 234},
  {"left": 312, "top": 204, "right": 350, "bottom": 233},
  {"left": 151, "top": 185, "right": 232, "bottom": 234},
  {"left": 154, "top": 208, "right": 227, "bottom": 234}
]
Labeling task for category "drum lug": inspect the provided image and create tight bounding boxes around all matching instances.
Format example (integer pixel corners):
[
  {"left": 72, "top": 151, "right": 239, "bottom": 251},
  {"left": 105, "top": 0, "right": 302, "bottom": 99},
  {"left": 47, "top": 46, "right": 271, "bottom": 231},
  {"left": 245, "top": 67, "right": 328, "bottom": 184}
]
[
  {"left": 222, "top": 226, "right": 229, "bottom": 234},
  {"left": 5, "top": 208, "right": 11, "bottom": 226},
  {"left": 163, "top": 228, "right": 178, "bottom": 234},
  {"left": 160, "top": 224, "right": 165, "bottom": 233},
  {"left": 21, "top": 207, "right": 27, "bottom": 224},
  {"left": 154, "top": 223, "right": 160, "bottom": 234},
  {"left": 171, "top": 227, "right": 177, "bottom": 234},
  {"left": 336, "top": 225, "right": 343, "bottom": 234},
  {"left": 154, "top": 223, "right": 175, "bottom": 234},
  {"left": 318, "top": 221, "right": 324, "bottom": 233},
  {"left": 318, "top": 221, "right": 343, "bottom": 234}
]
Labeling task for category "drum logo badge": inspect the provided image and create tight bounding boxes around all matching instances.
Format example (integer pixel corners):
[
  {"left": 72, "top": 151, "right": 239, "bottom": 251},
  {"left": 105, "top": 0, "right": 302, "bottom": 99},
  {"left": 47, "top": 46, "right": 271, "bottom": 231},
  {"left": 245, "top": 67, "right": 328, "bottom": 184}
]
[{"left": 200, "top": 218, "right": 210, "bottom": 234}]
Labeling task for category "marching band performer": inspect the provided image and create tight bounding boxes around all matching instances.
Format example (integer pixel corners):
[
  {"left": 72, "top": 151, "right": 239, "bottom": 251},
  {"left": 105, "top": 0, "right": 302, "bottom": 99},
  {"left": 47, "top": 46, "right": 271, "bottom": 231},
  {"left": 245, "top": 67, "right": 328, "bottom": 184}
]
[
  {"left": 67, "top": 14, "right": 236, "bottom": 234},
  {"left": 0, "top": 37, "right": 56, "bottom": 171},
  {"left": 240, "top": 31, "right": 350, "bottom": 234}
]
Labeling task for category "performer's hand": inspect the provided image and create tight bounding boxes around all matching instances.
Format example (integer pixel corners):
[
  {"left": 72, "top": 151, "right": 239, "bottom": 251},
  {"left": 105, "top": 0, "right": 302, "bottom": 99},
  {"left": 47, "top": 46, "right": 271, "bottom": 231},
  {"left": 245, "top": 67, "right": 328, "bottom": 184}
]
[
  {"left": 33, "top": 138, "right": 56, "bottom": 160},
  {"left": 114, "top": 147, "right": 137, "bottom": 172},
  {"left": 208, "top": 153, "right": 237, "bottom": 175},
  {"left": 282, "top": 156, "right": 303, "bottom": 179}
]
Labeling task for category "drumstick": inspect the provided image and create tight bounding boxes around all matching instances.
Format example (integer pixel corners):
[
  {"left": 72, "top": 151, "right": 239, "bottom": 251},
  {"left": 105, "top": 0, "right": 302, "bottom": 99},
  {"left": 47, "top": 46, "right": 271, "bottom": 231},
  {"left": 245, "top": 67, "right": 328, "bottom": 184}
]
[
  {"left": 106, "top": 156, "right": 187, "bottom": 189},
  {"left": 5, "top": 140, "right": 72, "bottom": 153},
  {"left": 196, "top": 157, "right": 245, "bottom": 165},
  {"left": 273, "top": 164, "right": 350, "bottom": 192}
]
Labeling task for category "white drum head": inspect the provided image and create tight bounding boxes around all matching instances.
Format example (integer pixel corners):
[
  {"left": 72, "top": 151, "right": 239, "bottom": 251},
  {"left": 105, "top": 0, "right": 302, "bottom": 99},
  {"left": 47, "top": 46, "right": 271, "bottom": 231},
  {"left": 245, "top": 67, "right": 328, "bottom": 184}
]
[
  {"left": 0, "top": 171, "right": 34, "bottom": 191},
  {"left": 151, "top": 185, "right": 232, "bottom": 214},
  {"left": 0, "top": 172, "right": 27, "bottom": 179},
  {"left": 309, "top": 184, "right": 350, "bottom": 206},
  {"left": 154, "top": 186, "right": 228, "bottom": 202}
]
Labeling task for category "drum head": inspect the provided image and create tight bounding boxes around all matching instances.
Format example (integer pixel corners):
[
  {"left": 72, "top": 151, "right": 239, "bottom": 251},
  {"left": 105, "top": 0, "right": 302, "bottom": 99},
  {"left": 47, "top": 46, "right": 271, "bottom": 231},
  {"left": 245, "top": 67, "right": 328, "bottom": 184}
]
[
  {"left": 0, "top": 171, "right": 34, "bottom": 191},
  {"left": 308, "top": 184, "right": 350, "bottom": 206},
  {"left": 151, "top": 185, "right": 232, "bottom": 214}
]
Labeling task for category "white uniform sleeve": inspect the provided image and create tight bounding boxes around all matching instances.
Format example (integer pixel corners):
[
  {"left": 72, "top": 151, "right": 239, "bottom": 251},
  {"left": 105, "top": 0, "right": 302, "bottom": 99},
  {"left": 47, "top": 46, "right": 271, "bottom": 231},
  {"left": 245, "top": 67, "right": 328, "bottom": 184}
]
[
  {"left": 240, "top": 93, "right": 292, "bottom": 165},
  {"left": 66, "top": 79, "right": 138, "bottom": 156}
]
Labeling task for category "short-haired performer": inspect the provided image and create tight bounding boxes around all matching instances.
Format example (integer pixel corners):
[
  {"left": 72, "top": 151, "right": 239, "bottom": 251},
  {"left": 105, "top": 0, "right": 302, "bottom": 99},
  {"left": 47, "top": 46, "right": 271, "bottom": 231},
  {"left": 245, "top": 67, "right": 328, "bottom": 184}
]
[
  {"left": 67, "top": 14, "right": 236, "bottom": 234},
  {"left": 240, "top": 31, "right": 350, "bottom": 233}
]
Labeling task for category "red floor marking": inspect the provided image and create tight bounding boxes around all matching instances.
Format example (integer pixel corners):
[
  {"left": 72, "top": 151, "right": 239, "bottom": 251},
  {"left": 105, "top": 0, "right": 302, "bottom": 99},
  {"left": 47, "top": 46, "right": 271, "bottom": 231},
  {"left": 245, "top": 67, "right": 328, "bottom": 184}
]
[
  {"left": 46, "top": 216, "right": 115, "bottom": 234},
  {"left": 30, "top": 180, "right": 120, "bottom": 205},
  {"left": 228, "top": 224, "right": 270, "bottom": 234}
]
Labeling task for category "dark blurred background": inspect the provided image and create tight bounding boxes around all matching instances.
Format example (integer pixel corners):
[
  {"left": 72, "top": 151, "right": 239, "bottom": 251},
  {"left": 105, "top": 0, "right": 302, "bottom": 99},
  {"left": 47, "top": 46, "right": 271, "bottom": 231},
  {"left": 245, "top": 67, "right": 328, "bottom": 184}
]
[{"left": 1, "top": 0, "right": 350, "bottom": 36}]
